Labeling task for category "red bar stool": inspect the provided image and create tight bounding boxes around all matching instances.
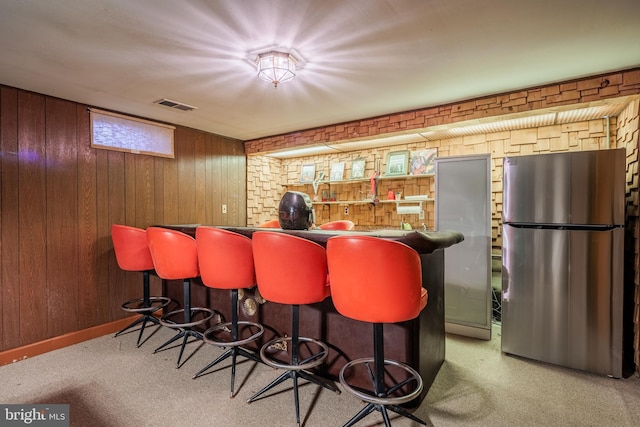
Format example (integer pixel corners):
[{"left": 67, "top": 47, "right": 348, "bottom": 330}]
[
  {"left": 247, "top": 231, "right": 340, "bottom": 425},
  {"left": 146, "top": 227, "right": 215, "bottom": 368},
  {"left": 258, "top": 219, "right": 280, "bottom": 228},
  {"left": 111, "top": 224, "right": 171, "bottom": 347},
  {"left": 318, "top": 220, "right": 355, "bottom": 230},
  {"left": 327, "top": 235, "right": 428, "bottom": 427},
  {"left": 192, "top": 226, "right": 264, "bottom": 396}
]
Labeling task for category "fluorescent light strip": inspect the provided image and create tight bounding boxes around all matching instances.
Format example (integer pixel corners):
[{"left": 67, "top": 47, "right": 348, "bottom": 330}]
[{"left": 265, "top": 145, "right": 340, "bottom": 158}]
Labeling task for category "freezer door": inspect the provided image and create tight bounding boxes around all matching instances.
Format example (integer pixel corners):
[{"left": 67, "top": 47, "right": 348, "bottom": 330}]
[
  {"left": 503, "top": 149, "right": 625, "bottom": 225},
  {"left": 501, "top": 225, "right": 624, "bottom": 377}
]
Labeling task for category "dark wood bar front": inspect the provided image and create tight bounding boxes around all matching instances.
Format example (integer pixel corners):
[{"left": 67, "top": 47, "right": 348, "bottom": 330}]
[{"left": 162, "top": 226, "right": 463, "bottom": 403}]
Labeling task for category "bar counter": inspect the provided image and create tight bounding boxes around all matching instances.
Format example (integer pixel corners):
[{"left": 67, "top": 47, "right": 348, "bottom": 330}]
[{"left": 161, "top": 225, "right": 463, "bottom": 403}]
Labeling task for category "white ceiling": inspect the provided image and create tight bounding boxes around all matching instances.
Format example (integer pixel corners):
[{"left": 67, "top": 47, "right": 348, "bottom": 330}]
[{"left": 1, "top": 0, "right": 639, "bottom": 142}]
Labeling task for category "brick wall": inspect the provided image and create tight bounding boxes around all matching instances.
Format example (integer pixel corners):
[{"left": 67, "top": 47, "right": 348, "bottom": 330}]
[
  {"left": 617, "top": 99, "right": 640, "bottom": 371},
  {"left": 246, "top": 155, "right": 283, "bottom": 225},
  {"left": 248, "top": 116, "right": 623, "bottom": 246},
  {"left": 247, "top": 147, "right": 435, "bottom": 229},
  {"left": 245, "top": 68, "right": 640, "bottom": 155}
]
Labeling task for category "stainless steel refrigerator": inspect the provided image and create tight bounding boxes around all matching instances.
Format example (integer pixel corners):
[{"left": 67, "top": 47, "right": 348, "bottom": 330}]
[{"left": 501, "top": 148, "right": 626, "bottom": 377}]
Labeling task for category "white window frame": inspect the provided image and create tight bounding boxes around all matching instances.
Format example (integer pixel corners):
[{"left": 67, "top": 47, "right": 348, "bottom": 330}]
[{"left": 90, "top": 108, "right": 175, "bottom": 158}]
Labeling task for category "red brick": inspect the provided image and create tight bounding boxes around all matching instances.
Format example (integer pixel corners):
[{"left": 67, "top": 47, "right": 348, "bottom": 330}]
[
  {"left": 581, "top": 88, "right": 599, "bottom": 96},
  {"left": 576, "top": 77, "right": 603, "bottom": 91},
  {"left": 417, "top": 107, "right": 441, "bottom": 117},
  {"left": 497, "top": 94, "right": 511, "bottom": 104},
  {"left": 407, "top": 117, "right": 425, "bottom": 127},
  {"left": 503, "top": 97, "right": 528, "bottom": 107},
  {"left": 389, "top": 112, "right": 416, "bottom": 123},
  {"left": 526, "top": 90, "right": 543, "bottom": 102},
  {"left": 541, "top": 85, "right": 560, "bottom": 97},
  {"left": 600, "top": 85, "right": 623, "bottom": 97},
  {"left": 623, "top": 69, "right": 640, "bottom": 86},
  {"left": 560, "top": 82, "right": 578, "bottom": 91}
]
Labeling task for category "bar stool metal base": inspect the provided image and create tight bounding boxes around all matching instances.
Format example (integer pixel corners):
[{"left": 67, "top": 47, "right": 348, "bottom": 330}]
[
  {"left": 114, "top": 269, "right": 172, "bottom": 348},
  {"left": 259, "top": 336, "right": 330, "bottom": 371},
  {"left": 192, "top": 320, "right": 264, "bottom": 396},
  {"left": 154, "top": 307, "right": 214, "bottom": 368},
  {"left": 120, "top": 296, "right": 171, "bottom": 314},
  {"left": 247, "top": 335, "right": 340, "bottom": 425},
  {"left": 114, "top": 297, "right": 170, "bottom": 347},
  {"left": 339, "top": 357, "right": 425, "bottom": 427},
  {"left": 247, "top": 305, "right": 340, "bottom": 425}
]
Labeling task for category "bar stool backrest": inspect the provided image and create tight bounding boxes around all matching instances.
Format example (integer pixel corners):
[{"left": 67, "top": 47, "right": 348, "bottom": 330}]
[
  {"left": 252, "top": 231, "right": 329, "bottom": 305},
  {"left": 111, "top": 224, "right": 155, "bottom": 272},
  {"left": 196, "top": 226, "right": 256, "bottom": 290},
  {"left": 327, "top": 235, "right": 426, "bottom": 323},
  {"left": 258, "top": 219, "right": 280, "bottom": 228},
  {"left": 146, "top": 227, "right": 198, "bottom": 280},
  {"left": 319, "top": 220, "right": 355, "bottom": 230}
]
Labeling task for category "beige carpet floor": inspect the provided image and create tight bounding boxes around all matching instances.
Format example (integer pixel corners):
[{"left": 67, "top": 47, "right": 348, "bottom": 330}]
[{"left": 1, "top": 323, "right": 639, "bottom": 426}]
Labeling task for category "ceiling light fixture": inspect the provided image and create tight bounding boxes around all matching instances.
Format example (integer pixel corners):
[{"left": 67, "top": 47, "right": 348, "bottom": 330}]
[{"left": 256, "top": 51, "right": 297, "bottom": 88}]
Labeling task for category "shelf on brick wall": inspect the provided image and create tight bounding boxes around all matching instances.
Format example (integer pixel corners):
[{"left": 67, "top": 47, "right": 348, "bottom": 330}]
[
  {"left": 284, "top": 173, "right": 435, "bottom": 226},
  {"left": 311, "top": 198, "right": 434, "bottom": 206},
  {"left": 282, "top": 173, "right": 434, "bottom": 188},
  {"left": 284, "top": 173, "right": 434, "bottom": 209}
]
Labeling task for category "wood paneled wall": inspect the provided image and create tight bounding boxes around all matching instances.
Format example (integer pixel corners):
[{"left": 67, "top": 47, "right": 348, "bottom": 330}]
[{"left": 0, "top": 86, "right": 246, "bottom": 352}]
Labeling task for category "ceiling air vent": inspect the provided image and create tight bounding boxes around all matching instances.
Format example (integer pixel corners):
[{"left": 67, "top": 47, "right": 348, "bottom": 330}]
[{"left": 154, "top": 98, "right": 197, "bottom": 111}]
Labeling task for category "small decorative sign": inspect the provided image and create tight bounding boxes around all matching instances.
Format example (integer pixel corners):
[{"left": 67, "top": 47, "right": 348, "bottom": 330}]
[
  {"left": 385, "top": 150, "right": 410, "bottom": 176},
  {"left": 350, "top": 158, "right": 366, "bottom": 179},
  {"left": 330, "top": 162, "right": 345, "bottom": 181},
  {"left": 410, "top": 149, "right": 437, "bottom": 175},
  {"left": 299, "top": 164, "right": 316, "bottom": 183}
]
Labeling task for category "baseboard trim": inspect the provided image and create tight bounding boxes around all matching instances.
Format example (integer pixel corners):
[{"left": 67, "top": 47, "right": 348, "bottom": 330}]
[{"left": 0, "top": 316, "right": 139, "bottom": 367}]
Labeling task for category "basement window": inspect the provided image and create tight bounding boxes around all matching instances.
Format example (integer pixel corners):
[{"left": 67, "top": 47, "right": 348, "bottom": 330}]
[{"left": 90, "top": 108, "right": 175, "bottom": 158}]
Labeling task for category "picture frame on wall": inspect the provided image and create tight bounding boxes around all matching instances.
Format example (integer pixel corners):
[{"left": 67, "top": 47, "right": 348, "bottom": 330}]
[
  {"left": 385, "top": 150, "right": 410, "bottom": 176},
  {"left": 330, "top": 162, "right": 345, "bottom": 181},
  {"left": 410, "top": 148, "right": 438, "bottom": 175},
  {"left": 299, "top": 163, "right": 316, "bottom": 183},
  {"left": 350, "top": 158, "right": 366, "bottom": 179}
]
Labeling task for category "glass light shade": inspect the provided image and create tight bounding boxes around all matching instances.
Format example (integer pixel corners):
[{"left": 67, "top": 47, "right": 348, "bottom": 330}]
[{"left": 257, "top": 51, "right": 297, "bottom": 88}]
